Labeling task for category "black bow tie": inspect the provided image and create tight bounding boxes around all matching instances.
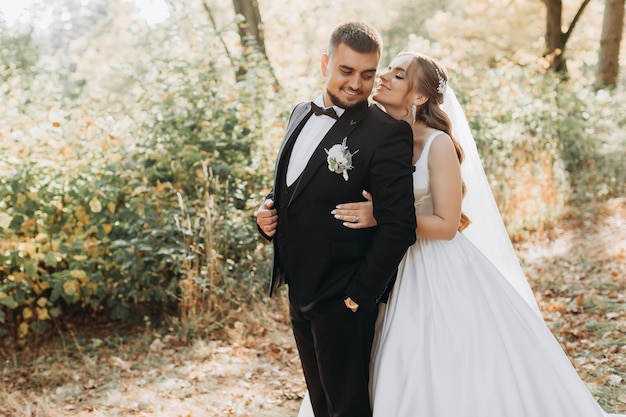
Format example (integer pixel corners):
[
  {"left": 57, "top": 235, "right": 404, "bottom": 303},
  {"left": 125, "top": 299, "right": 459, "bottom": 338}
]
[{"left": 310, "top": 102, "right": 339, "bottom": 120}]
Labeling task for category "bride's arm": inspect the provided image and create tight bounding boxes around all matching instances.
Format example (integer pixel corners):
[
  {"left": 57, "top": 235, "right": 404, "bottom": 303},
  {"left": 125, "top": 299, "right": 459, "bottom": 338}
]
[
  {"left": 418, "top": 134, "right": 462, "bottom": 240},
  {"left": 332, "top": 134, "right": 462, "bottom": 240},
  {"left": 332, "top": 190, "right": 377, "bottom": 229}
]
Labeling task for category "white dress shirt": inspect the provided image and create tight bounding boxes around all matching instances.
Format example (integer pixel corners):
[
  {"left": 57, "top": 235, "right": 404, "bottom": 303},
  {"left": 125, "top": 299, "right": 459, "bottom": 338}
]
[{"left": 286, "top": 95, "right": 345, "bottom": 186}]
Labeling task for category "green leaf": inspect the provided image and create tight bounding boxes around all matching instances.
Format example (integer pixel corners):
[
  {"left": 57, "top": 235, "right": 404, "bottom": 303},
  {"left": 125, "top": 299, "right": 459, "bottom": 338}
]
[
  {"left": 0, "top": 293, "right": 18, "bottom": 309},
  {"left": 24, "top": 259, "right": 37, "bottom": 278},
  {"left": 44, "top": 252, "right": 58, "bottom": 268},
  {"left": 9, "top": 214, "right": 24, "bottom": 231},
  {"left": 0, "top": 212, "right": 12, "bottom": 229}
]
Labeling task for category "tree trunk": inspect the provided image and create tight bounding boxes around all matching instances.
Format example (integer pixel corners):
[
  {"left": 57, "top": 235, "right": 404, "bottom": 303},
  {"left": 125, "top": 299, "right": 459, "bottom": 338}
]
[
  {"left": 544, "top": 0, "right": 566, "bottom": 72},
  {"left": 231, "top": 0, "right": 278, "bottom": 86},
  {"left": 595, "top": 0, "right": 625, "bottom": 89},
  {"left": 542, "top": 0, "right": 592, "bottom": 74},
  {"left": 232, "top": 0, "right": 266, "bottom": 56}
]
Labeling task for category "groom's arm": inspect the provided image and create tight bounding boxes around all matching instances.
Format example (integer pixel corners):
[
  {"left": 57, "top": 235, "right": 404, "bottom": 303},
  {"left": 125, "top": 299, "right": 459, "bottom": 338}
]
[{"left": 345, "top": 119, "right": 416, "bottom": 309}]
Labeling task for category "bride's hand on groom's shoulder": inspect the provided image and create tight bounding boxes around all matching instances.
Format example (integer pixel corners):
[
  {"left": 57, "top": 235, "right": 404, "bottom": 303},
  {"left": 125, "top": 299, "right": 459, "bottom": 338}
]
[{"left": 332, "top": 190, "right": 377, "bottom": 229}]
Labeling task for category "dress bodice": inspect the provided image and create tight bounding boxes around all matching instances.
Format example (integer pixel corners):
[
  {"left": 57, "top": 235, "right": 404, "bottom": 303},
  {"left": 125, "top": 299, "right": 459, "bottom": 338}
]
[{"left": 412, "top": 131, "right": 441, "bottom": 216}]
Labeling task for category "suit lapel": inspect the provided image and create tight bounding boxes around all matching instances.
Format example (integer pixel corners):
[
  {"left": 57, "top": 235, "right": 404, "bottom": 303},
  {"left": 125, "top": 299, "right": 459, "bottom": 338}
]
[
  {"left": 275, "top": 103, "right": 312, "bottom": 175},
  {"left": 288, "top": 102, "right": 369, "bottom": 205},
  {"left": 272, "top": 103, "right": 313, "bottom": 200}
]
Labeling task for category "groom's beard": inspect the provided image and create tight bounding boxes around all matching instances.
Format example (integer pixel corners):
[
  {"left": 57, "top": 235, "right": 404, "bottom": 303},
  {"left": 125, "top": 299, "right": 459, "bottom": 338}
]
[{"left": 326, "top": 89, "right": 368, "bottom": 110}]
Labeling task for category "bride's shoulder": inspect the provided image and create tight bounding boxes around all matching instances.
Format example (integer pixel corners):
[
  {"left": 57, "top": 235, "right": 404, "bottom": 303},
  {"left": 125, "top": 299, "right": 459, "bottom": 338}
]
[
  {"left": 426, "top": 131, "right": 457, "bottom": 161},
  {"left": 430, "top": 129, "right": 449, "bottom": 140},
  {"left": 424, "top": 129, "right": 450, "bottom": 147}
]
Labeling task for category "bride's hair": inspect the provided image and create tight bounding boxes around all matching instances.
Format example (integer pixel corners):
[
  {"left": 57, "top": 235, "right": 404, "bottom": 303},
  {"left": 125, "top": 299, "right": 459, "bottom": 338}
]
[{"left": 401, "top": 52, "right": 471, "bottom": 231}]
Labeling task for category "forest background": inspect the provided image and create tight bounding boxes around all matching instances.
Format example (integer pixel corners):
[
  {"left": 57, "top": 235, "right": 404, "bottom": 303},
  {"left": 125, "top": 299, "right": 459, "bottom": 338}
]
[{"left": 0, "top": 0, "right": 625, "bottom": 416}]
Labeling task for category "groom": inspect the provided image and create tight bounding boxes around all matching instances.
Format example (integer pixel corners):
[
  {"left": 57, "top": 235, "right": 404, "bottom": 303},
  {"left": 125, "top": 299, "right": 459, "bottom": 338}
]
[{"left": 256, "top": 21, "right": 416, "bottom": 417}]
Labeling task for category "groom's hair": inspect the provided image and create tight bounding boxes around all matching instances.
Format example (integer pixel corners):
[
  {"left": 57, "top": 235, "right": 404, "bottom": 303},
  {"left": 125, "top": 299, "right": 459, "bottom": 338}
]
[{"left": 328, "top": 21, "right": 382, "bottom": 58}]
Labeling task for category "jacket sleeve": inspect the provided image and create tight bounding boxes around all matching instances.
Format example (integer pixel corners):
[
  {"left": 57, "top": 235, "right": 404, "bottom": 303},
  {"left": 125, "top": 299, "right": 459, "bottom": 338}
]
[{"left": 345, "top": 120, "right": 417, "bottom": 308}]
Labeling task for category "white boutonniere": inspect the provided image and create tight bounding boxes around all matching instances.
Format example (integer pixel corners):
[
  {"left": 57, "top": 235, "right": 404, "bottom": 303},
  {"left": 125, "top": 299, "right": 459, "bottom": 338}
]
[{"left": 325, "top": 137, "right": 358, "bottom": 181}]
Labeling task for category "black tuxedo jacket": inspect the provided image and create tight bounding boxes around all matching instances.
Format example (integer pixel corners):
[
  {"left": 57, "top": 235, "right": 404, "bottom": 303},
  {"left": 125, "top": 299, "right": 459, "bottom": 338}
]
[{"left": 260, "top": 99, "right": 416, "bottom": 311}]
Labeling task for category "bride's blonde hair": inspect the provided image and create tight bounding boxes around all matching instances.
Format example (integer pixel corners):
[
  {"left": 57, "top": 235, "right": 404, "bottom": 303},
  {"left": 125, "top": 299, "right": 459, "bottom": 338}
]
[{"left": 400, "top": 52, "right": 470, "bottom": 231}]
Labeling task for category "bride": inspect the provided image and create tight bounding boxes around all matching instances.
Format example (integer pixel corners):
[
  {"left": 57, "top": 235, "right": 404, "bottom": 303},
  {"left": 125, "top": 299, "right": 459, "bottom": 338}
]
[{"left": 297, "top": 52, "right": 623, "bottom": 416}]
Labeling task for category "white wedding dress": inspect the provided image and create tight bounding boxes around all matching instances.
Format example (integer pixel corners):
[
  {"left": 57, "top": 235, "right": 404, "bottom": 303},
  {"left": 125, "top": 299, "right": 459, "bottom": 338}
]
[{"left": 296, "top": 131, "right": 622, "bottom": 417}]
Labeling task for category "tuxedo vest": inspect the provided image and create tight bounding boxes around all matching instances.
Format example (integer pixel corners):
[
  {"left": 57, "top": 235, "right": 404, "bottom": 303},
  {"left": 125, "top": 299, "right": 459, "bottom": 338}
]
[{"left": 272, "top": 112, "right": 313, "bottom": 289}]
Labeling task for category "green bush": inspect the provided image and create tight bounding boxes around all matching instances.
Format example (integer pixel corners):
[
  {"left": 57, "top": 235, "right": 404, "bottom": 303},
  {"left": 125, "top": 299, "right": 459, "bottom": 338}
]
[
  {"left": 455, "top": 65, "right": 626, "bottom": 239},
  {"left": 0, "top": 17, "right": 278, "bottom": 343}
]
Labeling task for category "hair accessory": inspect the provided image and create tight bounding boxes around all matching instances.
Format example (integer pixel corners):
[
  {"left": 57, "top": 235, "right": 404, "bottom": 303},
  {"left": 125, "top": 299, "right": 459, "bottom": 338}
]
[{"left": 436, "top": 69, "right": 448, "bottom": 95}]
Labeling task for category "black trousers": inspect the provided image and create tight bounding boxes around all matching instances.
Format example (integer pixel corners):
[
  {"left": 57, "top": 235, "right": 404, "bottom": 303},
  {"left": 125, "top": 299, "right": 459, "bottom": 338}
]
[{"left": 290, "top": 291, "right": 378, "bottom": 417}]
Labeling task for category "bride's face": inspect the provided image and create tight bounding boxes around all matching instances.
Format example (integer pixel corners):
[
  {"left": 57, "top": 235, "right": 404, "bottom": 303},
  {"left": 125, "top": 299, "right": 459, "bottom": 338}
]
[{"left": 372, "top": 55, "right": 413, "bottom": 117}]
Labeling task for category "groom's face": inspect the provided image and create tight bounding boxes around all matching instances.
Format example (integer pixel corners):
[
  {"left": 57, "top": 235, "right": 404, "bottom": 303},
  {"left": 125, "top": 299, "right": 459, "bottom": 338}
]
[{"left": 321, "top": 43, "right": 379, "bottom": 109}]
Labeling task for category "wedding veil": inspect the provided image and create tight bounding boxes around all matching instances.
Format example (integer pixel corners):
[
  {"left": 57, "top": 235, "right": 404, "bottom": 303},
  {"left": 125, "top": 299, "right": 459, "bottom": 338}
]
[{"left": 441, "top": 88, "right": 542, "bottom": 315}]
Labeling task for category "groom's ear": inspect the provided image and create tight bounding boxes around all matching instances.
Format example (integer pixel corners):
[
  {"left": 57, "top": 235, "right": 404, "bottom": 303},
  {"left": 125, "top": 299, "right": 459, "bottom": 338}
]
[{"left": 321, "top": 53, "right": 329, "bottom": 77}]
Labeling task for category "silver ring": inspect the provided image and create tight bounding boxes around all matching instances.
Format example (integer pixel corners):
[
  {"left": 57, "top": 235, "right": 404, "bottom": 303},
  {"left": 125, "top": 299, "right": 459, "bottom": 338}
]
[{"left": 355, "top": 216, "right": 359, "bottom": 222}]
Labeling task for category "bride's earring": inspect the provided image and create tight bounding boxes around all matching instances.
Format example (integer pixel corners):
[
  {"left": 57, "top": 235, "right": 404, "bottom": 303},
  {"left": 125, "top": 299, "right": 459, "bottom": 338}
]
[{"left": 411, "top": 103, "right": 417, "bottom": 123}]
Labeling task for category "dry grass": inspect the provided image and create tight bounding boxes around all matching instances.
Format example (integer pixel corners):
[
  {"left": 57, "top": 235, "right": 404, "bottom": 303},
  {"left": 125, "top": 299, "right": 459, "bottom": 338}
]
[
  {"left": 495, "top": 147, "right": 569, "bottom": 241},
  {"left": 176, "top": 161, "right": 225, "bottom": 338},
  {"left": 1, "top": 299, "right": 305, "bottom": 417},
  {"left": 517, "top": 197, "right": 626, "bottom": 412}
]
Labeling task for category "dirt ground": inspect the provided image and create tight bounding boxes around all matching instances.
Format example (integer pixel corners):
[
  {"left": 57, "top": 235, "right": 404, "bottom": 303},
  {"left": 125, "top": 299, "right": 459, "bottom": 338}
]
[{"left": 1, "top": 198, "right": 625, "bottom": 417}]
